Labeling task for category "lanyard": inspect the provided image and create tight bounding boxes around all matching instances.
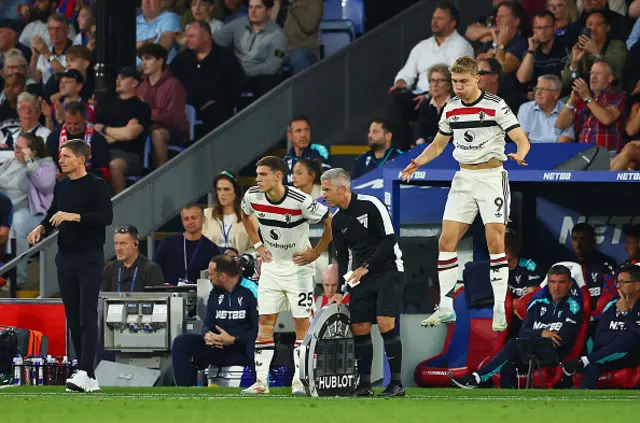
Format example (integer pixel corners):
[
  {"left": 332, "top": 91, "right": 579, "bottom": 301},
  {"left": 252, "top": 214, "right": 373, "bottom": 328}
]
[
  {"left": 117, "top": 266, "right": 138, "bottom": 293},
  {"left": 374, "top": 149, "right": 394, "bottom": 168},
  {"left": 183, "top": 235, "right": 203, "bottom": 280},
  {"left": 220, "top": 219, "right": 232, "bottom": 247}
]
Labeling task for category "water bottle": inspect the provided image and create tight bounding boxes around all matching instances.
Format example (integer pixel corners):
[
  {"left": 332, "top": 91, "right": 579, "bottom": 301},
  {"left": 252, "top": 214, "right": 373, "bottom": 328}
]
[
  {"left": 60, "top": 356, "right": 70, "bottom": 383},
  {"left": 37, "top": 357, "right": 44, "bottom": 386},
  {"left": 43, "top": 355, "right": 54, "bottom": 385},
  {"left": 29, "top": 357, "right": 37, "bottom": 386},
  {"left": 13, "top": 355, "right": 23, "bottom": 385}
]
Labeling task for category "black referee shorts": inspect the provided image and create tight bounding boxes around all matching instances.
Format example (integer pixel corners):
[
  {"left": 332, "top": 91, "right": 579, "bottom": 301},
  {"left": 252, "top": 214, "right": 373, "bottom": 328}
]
[{"left": 349, "top": 270, "right": 403, "bottom": 324}]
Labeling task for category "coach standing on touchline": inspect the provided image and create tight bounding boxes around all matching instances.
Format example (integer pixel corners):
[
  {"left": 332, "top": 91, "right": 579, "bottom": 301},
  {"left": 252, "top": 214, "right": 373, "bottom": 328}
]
[{"left": 27, "top": 139, "right": 113, "bottom": 393}]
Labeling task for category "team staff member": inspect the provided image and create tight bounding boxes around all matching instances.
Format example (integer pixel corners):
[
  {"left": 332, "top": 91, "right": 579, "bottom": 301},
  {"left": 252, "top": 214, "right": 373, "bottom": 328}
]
[
  {"left": 172, "top": 255, "right": 258, "bottom": 386},
  {"left": 27, "top": 139, "right": 113, "bottom": 393},
  {"left": 321, "top": 168, "right": 405, "bottom": 397},
  {"left": 102, "top": 225, "right": 164, "bottom": 292}
]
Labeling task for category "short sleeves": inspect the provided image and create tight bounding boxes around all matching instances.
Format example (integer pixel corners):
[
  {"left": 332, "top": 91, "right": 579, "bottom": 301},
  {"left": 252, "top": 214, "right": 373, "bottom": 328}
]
[
  {"left": 495, "top": 99, "right": 520, "bottom": 133},
  {"left": 301, "top": 195, "right": 329, "bottom": 224},
  {"left": 438, "top": 104, "right": 453, "bottom": 136},
  {"left": 241, "top": 190, "right": 255, "bottom": 216}
]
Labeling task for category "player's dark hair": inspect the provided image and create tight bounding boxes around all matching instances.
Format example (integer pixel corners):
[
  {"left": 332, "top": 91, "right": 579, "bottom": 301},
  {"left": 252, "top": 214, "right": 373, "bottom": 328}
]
[
  {"left": 297, "top": 159, "right": 322, "bottom": 185},
  {"left": 623, "top": 224, "right": 640, "bottom": 239},
  {"left": 547, "top": 265, "right": 572, "bottom": 280},
  {"left": 435, "top": 3, "right": 460, "bottom": 27},
  {"left": 370, "top": 117, "right": 394, "bottom": 134},
  {"left": 571, "top": 222, "right": 595, "bottom": 237},
  {"left": 256, "top": 156, "right": 289, "bottom": 177},
  {"left": 211, "top": 254, "right": 240, "bottom": 277},
  {"left": 534, "top": 10, "right": 556, "bottom": 23},
  {"left": 60, "top": 139, "right": 90, "bottom": 163},
  {"left": 505, "top": 228, "right": 521, "bottom": 256}
]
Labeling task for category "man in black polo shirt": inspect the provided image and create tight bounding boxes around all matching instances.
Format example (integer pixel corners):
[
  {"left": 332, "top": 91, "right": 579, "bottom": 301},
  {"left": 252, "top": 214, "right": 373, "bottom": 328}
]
[
  {"left": 94, "top": 67, "right": 151, "bottom": 194},
  {"left": 102, "top": 225, "right": 164, "bottom": 292},
  {"left": 516, "top": 11, "right": 569, "bottom": 98},
  {"left": 170, "top": 21, "right": 246, "bottom": 138},
  {"left": 352, "top": 118, "right": 402, "bottom": 179}
]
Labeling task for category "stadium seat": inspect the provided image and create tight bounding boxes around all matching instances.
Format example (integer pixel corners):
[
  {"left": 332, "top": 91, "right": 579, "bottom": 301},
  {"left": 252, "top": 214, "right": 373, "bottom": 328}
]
[
  {"left": 494, "top": 261, "right": 591, "bottom": 388},
  {"left": 323, "top": 0, "right": 365, "bottom": 34},
  {"left": 414, "top": 287, "right": 513, "bottom": 387},
  {"left": 319, "top": 20, "right": 356, "bottom": 59}
]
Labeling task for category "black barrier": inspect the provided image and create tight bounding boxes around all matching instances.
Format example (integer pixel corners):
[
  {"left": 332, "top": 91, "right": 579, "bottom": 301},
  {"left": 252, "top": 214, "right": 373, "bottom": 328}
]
[{"left": 300, "top": 303, "right": 358, "bottom": 397}]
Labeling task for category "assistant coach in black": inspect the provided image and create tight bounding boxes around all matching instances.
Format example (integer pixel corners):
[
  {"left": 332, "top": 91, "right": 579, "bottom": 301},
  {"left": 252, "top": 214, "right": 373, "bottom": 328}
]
[
  {"left": 320, "top": 168, "right": 405, "bottom": 397},
  {"left": 27, "top": 139, "right": 113, "bottom": 393}
]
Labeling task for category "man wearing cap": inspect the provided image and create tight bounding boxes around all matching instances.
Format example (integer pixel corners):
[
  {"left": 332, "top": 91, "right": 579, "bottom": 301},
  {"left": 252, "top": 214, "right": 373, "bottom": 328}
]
[
  {"left": 0, "top": 18, "right": 32, "bottom": 64},
  {"left": 50, "top": 68, "right": 86, "bottom": 125},
  {"left": 94, "top": 67, "right": 151, "bottom": 194},
  {"left": 137, "top": 43, "right": 188, "bottom": 168},
  {"left": 102, "top": 225, "right": 164, "bottom": 292}
]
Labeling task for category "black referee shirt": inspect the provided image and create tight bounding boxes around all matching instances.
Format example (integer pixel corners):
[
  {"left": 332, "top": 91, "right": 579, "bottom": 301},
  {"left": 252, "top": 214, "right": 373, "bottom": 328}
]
[{"left": 331, "top": 193, "right": 404, "bottom": 288}]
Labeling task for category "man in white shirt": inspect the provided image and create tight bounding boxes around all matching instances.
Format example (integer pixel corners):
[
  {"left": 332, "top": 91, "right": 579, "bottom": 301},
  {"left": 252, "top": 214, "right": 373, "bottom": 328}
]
[
  {"left": 29, "top": 13, "right": 73, "bottom": 85},
  {"left": 387, "top": 4, "right": 474, "bottom": 150}
]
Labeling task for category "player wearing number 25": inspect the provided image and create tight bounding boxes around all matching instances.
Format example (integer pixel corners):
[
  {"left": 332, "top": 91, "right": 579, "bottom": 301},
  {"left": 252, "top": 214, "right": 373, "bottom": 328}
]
[{"left": 401, "top": 56, "right": 530, "bottom": 333}]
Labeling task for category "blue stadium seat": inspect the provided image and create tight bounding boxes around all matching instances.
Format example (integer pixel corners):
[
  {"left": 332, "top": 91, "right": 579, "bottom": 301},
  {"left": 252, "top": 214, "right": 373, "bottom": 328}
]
[
  {"left": 319, "top": 20, "right": 356, "bottom": 59},
  {"left": 323, "top": 0, "right": 365, "bottom": 34}
]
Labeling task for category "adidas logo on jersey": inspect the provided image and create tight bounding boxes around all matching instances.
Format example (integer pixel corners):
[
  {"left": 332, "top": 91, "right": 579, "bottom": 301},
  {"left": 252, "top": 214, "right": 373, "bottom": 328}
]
[{"left": 357, "top": 214, "right": 368, "bottom": 228}]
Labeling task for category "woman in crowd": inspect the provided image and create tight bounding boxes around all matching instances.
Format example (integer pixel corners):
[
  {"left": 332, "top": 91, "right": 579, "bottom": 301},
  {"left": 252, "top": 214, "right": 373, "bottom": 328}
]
[
  {"left": 415, "top": 64, "right": 452, "bottom": 145},
  {"left": 202, "top": 170, "right": 252, "bottom": 254},
  {"left": 0, "top": 133, "right": 55, "bottom": 286},
  {"left": 292, "top": 158, "right": 322, "bottom": 199},
  {"left": 611, "top": 82, "right": 640, "bottom": 170},
  {"left": 548, "top": 0, "right": 580, "bottom": 47}
]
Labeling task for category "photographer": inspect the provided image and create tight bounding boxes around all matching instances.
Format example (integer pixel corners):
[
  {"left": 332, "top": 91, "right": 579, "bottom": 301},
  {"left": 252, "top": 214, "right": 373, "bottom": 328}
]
[{"left": 172, "top": 254, "right": 258, "bottom": 386}]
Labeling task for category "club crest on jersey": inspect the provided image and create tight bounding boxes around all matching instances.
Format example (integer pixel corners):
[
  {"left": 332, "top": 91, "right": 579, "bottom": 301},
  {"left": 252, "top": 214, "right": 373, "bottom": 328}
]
[
  {"left": 285, "top": 214, "right": 292, "bottom": 224},
  {"left": 540, "top": 306, "right": 547, "bottom": 316},
  {"left": 218, "top": 294, "right": 225, "bottom": 305},
  {"left": 238, "top": 297, "right": 243, "bottom": 307},
  {"left": 515, "top": 275, "right": 522, "bottom": 284},
  {"left": 478, "top": 111, "right": 486, "bottom": 122}
]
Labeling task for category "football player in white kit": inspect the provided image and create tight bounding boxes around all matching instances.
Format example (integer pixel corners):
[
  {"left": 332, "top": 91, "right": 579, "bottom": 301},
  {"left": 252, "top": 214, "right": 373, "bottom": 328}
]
[
  {"left": 240, "top": 156, "right": 332, "bottom": 395},
  {"left": 401, "top": 56, "right": 531, "bottom": 332}
]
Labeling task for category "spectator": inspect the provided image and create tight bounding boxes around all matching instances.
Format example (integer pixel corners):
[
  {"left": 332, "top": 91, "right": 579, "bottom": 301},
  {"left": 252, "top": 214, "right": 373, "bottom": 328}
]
[
  {"left": 352, "top": 118, "right": 403, "bottom": 180},
  {"left": 46, "top": 101, "right": 109, "bottom": 180},
  {"left": 621, "top": 225, "right": 640, "bottom": 266},
  {"left": 517, "top": 74, "right": 575, "bottom": 143},
  {"left": 29, "top": 13, "right": 73, "bottom": 85},
  {"left": 557, "top": 61, "right": 626, "bottom": 153},
  {"left": 136, "top": 0, "right": 181, "bottom": 65},
  {"left": 202, "top": 171, "right": 252, "bottom": 253},
  {"left": 561, "top": 264, "right": 640, "bottom": 389},
  {"left": 102, "top": 225, "right": 164, "bottom": 292},
  {"left": 292, "top": 158, "right": 322, "bottom": 199},
  {"left": 192, "top": 0, "right": 223, "bottom": 34},
  {"left": 0, "top": 51, "right": 39, "bottom": 106},
  {"left": 388, "top": 4, "right": 473, "bottom": 148},
  {"left": 516, "top": 11, "right": 570, "bottom": 97},
  {"left": 18, "top": 0, "right": 58, "bottom": 48},
  {"left": 0, "top": 74, "right": 26, "bottom": 137},
  {"left": 0, "top": 193, "right": 11, "bottom": 264},
  {"left": 171, "top": 21, "right": 245, "bottom": 138},
  {"left": 215, "top": 0, "right": 287, "bottom": 99},
  {"left": 453, "top": 265, "right": 583, "bottom": 389},
  {"left": 5, "top": 132, "right": 55, "bottom": 286},
  {"left": 282, "top": 115, "right": 330, "bottom": 185},
  {"left": 610, "top": 83, "right": 640, "bottom": 170},
  {"left": 568, "top": 222, "right": 617, "bottom": 310},
  {"left": 154, "top": 203, "right": 220, "bottom": 285},
  {"left": 631, "top": 0, "right": 640, "bottom": 18},
  {"left": 43, "top": 45, "right": 95, "bottom": 102},
  {"left": 0, "top": 0, "right": 29, "bottom": 21},
  {"left": 222, "top": 0, "right": 249, "bottom": 23},
  {"left": 93, "top": 67, "right": 151, "bottom": 194},
  {"left": 172, "top": 254, "right": 257, "bottom": 386},
  {"left": 575, "top": 0, "right": 632, "bottom": 42},
  {"left": 476, "top": 1, "right": 529, "bottom": 91},
  {"left": 315, "top": 264, "right": 350, "bottom": 310},
  {"left": 0, "top": 18, "right": 32, "bottom": 64},
  {"left": 72, "top": 5, "right": 92, "bottom": 46},
  {"left": 50, "top": 68, "right": 87, "bottom": 125},
  {"left": 577, "top": 0, "right": 628, "bottom": 15},
  {"left": 477, "top": 58, "right": 524, "bottom": 112},
  {"left": 279, "top": 0, "right": 322, "bottom": 75},
  {"left": 415, "top": 64, "right": 452, "bottom": 145},
  {"left": 465, "top": 0, "right": 502, "bottom": 44},
  {"left": 548, "top": 0, "right": 581, "bottom": 47},
  {"left": 137, "top": 43, "right": 188, "bottom": 168},
  {"left": 560, "top": 10, "right": 627, "bottom": 91},
  {"left": 0, "top": 92, "right": 51, "bottom": 155}
]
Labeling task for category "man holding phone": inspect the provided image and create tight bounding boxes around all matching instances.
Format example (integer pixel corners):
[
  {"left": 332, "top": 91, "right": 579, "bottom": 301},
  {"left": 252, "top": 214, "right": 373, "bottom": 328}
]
[{"left": 560, "top": 10, "right": 628, "bottom": 91}]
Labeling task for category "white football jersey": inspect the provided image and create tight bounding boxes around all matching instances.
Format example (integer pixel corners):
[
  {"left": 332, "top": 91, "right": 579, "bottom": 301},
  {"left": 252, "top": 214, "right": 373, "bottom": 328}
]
[
  {"left": 241, "top": 186, "right": 329, "bottom": 277},
  {"left": 438, "top": 91, "right": 520, "bottom": 165}
]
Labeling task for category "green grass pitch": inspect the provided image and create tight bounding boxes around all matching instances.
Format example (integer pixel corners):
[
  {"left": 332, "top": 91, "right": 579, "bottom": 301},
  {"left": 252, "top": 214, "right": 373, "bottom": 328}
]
[{"left": 0, "top": 387, "right": 638, "bottom": 423}]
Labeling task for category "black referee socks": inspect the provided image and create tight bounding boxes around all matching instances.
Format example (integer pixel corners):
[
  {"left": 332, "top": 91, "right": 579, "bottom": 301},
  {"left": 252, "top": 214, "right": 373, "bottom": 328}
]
[
  {"left": 354, "top": 334, "right": 373, "bottom": 388},
  {"left": 381, "top": 329, "right": 403, "bottom": 385}
]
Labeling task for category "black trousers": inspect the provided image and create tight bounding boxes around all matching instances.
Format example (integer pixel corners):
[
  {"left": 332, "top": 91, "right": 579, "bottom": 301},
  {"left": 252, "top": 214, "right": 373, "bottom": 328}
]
[{"left": 56, "top": 250, "right": 104, "bottom": 376}]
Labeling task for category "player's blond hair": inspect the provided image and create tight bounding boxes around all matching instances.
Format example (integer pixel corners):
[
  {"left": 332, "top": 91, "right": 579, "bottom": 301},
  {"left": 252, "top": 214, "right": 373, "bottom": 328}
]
[{"left": 449, "top": 56, "right": 479, "bottom": 77}]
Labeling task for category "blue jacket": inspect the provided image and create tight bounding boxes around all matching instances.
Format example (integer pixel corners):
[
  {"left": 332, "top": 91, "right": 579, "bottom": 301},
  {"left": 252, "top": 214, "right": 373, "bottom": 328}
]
[
  {"left": 203, "top": 279, "right": 258, "bottom": 355},
  {"left": 352, "top": 147, "right": 402, "bottom": 179},
  {"left": 595, "top": 298, "right": 640, "bottom": 348},
  {"left": 520, "top": 286, "right": 584, "bottom": 358},
  {"left": 577, "top": 251, "right": 617, "bottom": 312}
]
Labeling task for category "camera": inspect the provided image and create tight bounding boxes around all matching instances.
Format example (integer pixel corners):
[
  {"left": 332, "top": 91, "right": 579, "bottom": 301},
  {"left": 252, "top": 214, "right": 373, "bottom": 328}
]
[{"left": 238, "top": 253, "right": 259, "bottom": 281}]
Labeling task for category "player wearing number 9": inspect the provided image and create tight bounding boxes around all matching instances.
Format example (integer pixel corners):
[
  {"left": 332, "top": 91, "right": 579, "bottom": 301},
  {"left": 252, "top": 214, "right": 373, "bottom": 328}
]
[{"left": 401, "top": 56, "right": 531, "bottom": 333}]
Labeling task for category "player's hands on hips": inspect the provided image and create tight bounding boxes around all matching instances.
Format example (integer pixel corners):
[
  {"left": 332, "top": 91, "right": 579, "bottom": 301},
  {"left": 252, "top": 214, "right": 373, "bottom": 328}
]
[
  {"left": 400, "top": 159, "right": 421, "bottom": 182},
  {"left": 347, "top": 267, "right": 369, "bottom": 285},
  {"left": 541, "top": 330, "right": 562, "bottom": 347},
  {"left": 27, "top": 225, "right": 45, "bottom": 245},
  {"left": 257, "top": 245, "right": 273, "bottom": 263},
  {"left": 507, "top": 153, "right": 528, "bottom": 166},
  {"left": 49, "top": 211, "right": 79, "bottom": 227},
  {"left": 292, "top": 247, "right": 318, "bottom": 266}
]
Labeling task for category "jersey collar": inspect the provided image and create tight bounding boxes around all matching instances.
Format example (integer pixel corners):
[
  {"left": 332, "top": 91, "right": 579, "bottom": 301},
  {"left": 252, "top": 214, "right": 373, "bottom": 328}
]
[
  {"left": 265, "top": 186, "right": 289, "bottom": 205},
  {"left": 461, "top": 90, "right": 486, "bottom": 107}
]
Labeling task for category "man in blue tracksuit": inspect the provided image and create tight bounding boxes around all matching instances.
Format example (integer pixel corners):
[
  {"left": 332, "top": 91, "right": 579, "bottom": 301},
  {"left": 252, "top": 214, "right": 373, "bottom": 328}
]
[
  {"left": 452, "top": 265, "right": 583, "bottom": 389},
  {"left": 172, "top": 255, "right": 258, "bottom": 386},
  {"left": 561, "top": 264, "right": 640, "bottom": 388}
]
